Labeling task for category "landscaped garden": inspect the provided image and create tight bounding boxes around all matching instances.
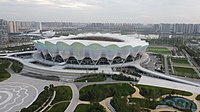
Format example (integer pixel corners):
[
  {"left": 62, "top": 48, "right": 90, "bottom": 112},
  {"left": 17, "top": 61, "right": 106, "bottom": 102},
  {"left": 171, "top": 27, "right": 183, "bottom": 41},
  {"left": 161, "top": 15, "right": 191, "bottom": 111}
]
[
  {"left": 171, "top": 58, "right": 190, "bottom": 66},
  {"left": 111, "top": 97, "right": 142, "bottom": 112},
  {"left": 77, "top": 82, "right": 199, "bottom": 112},
  {"left": 74, "top": 74, "right": 106, "bottom": 82},
  {"left": 196, "top": 94, "right": 200, "bottom": 100},
  {"left": 21, "top": 85, "right": 55, "bottom": 112},
  {"left": 47, "top": 102, "right": 70, "bottom": 112},
  {"left": 111, "top": 74, "right": 138, "bottom": 81},
  {"left": 11, "top": 61, "right": 23, "bottom": 73},
  {"left": 147, "top": 46, "right": 171, "bottom": 55},
  {"left": 136, "top": 85, "right": 192, "bottom": 99},
  {"left": 51, "top": 86, "right": 72, "bottom": 104},
  {"left": 0, "top": 60, "right": 11, "bottom": 82},
  {"left": 173, "top": 66, "right": 199, "bottom": 78},
  {"left": 21, "top": 85, "right": 72, "bottom": 112},
  {"left": 74, "top": 103, "right": 106, "bottom": 112},
  {"left": 79, "top": 83, "right": 135, "bottom": 102},
  {"left": 110, "top": 84, "right": 196, "bottom": 112},
  {"left": 45, "top": 85, "right": 72, "bottom": 112},
  {"left": 161, "top": 96, "right": 197, "bottom": 112}
]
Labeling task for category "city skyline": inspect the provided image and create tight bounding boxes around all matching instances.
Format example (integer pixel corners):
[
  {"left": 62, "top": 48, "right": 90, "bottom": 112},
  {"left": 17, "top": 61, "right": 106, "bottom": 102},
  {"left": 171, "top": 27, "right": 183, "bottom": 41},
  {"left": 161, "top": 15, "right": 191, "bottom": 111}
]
[{"left": 1, "top": 0, "right": 200, "bottom": 23}]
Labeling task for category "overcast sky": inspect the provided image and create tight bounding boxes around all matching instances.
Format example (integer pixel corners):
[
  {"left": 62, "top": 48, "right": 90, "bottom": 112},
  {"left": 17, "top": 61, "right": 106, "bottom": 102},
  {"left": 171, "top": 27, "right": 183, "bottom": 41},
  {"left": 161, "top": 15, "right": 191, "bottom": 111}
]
[{"left": 0, "top": 0, "right": 200, "bottom": 23}]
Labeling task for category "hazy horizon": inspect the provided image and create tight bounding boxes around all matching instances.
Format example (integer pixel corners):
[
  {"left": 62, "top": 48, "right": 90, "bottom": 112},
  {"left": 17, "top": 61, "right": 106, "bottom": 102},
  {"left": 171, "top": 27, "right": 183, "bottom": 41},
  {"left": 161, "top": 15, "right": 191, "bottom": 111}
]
[{"left": 1, "top": 0, "right": 200, "bottom": 24}]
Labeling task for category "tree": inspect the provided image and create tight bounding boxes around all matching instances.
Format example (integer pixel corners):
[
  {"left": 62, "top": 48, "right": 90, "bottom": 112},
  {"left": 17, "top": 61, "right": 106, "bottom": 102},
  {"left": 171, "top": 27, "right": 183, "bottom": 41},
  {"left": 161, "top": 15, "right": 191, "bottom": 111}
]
[
  {"left": 49, "top": 84, "right": 54, "bottom": 91},
  {"left": 44, "top": 86, "right": 49, "bottom": 95}
]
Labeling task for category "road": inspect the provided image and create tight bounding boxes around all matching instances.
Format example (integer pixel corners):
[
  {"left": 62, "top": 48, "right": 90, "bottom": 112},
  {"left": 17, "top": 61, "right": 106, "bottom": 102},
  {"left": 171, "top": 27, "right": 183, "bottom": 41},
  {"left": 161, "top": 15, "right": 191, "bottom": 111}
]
[
  {"left": 164, "top": 55, "right": 169, "bottom": 75},
  {"left": 182, "top": 49, "right": 200, "bottom": 77},
  {"left": 75, "top": 77, "right": 138, "bottom": 90}
]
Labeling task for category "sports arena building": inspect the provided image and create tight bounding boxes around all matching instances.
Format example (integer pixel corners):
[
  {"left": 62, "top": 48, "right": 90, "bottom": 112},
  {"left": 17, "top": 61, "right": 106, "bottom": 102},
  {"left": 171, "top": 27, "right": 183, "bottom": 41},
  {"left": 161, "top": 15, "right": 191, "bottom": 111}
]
[{"left": 33, "top": 33, "right": 149, "bottom": 65}]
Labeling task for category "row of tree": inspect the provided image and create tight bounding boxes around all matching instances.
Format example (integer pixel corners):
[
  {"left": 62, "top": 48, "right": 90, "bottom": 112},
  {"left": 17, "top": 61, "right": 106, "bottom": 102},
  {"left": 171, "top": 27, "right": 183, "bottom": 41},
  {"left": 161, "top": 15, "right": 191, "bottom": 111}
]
[{"left": 21, "top": 84, "right": 54, "bottom": 112}]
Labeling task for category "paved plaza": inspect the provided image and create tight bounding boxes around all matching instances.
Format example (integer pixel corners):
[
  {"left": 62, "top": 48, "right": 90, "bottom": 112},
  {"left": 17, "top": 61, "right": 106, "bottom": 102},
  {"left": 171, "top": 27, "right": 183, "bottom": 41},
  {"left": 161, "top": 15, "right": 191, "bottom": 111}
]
[
  {"left": 0, "top": 82, "right": 37, "bottom": 112},
  {"left": 0, "top": 65, "right": 62, "bottom": 112}
]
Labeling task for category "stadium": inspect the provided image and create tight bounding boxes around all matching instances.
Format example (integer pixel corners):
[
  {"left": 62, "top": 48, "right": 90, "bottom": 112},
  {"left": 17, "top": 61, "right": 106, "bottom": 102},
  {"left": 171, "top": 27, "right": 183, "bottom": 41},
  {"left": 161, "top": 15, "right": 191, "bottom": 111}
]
[{"left": 33, "top": 33, "right": 149, "bottom": 65}]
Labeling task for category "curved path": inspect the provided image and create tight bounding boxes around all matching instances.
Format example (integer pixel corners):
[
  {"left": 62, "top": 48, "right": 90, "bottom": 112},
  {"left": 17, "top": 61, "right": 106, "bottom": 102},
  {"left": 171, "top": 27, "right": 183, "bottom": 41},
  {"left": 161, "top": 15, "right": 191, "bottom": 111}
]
[
  {"left": 127, "top": 85, "right": 144, "bottom": 99},
  {"left": 65, "top": 83, "right": 79, "bottom": 112},
  {"left": 99, "top": 97, "right": 114, "bottom": 112}
]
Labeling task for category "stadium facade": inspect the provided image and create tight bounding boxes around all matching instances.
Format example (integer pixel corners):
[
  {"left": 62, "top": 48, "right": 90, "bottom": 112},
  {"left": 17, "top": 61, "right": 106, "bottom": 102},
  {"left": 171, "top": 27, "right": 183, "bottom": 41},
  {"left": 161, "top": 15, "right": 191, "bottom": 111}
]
[{"left": 33, "top": 33, "right": 149, "bottom": 65}]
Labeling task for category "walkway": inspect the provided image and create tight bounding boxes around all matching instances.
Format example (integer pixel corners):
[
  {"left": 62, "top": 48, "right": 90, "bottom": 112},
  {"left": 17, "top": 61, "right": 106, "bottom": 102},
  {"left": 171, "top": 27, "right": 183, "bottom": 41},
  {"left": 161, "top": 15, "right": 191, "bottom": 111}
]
[
  {"left": 65, "top": 83, "right": 79, "bottom": 112},
  {"left": 39, "top": 91, "right": 56, "bottom": 112},
  {"left": 135, "top": 63, "right": 200, "bottom": 87},
  {"left": 139, "top": 76, "right": 200, "bottom": 94},
  {"left": 99, "top": 97, "right": 115, "bottom": 112},
  {"left": 127, "top": 85, "right": 144, "bottom": 99}
]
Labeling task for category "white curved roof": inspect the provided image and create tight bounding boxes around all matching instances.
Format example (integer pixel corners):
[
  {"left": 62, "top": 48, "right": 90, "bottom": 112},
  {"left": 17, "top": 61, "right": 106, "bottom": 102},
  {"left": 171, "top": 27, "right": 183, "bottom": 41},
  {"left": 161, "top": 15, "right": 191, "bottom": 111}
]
[{"left": 35, "top": 33, "right": 149, "bottom": 48}]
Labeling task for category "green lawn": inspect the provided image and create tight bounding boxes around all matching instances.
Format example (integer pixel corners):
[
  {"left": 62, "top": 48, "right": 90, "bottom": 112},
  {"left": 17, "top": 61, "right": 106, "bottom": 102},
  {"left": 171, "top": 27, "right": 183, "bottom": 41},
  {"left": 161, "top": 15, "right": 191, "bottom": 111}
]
[
  {"left": 111, "top": 97, "right": 141, "bottom": 112},
  {"left": 196, "top": 94, "right": 200, "bottom": 100},
  {"left": 171, "top": 58, "right": 190, "bottom": 66},
  {"left": 147, "top": 46, "right": 171, "bottom": 55},
  {"left": 74, "top": 103, "right": 106, "bottom": 112},
  {"left": 51, "top": 86, "right": 72, "bottom": 104},
  {"left": 74, "top": 104, "right": 90, "bottom": 112},
  {"left": 74, "top": 74, "right": 106, "bottom": 82},
  {"left": 0, "top": 60, "right": 11, "bottom": 82},
  {"left": 128, "top": 98, "right": 160, "bottom": 109},
  {"left": 48, "top": 102, "right": 70, "bottom": 112},
  {"left": 21, "top": 88, "right": 53, "bottom": 112},
  {"left": 11, "top": 61, "right": 23, "bottom": 73},
  {"left": 173, "top": 66, "right": 199, "bottom": 78},
  {"left": 80, "top": 83, "right": 135, "bottom": 102},
  {"left": 136, "top": 85, "right": 192, "bottom": 99},
  {"left": 111, "top": 74, "right": 138, "bottom": 81}
]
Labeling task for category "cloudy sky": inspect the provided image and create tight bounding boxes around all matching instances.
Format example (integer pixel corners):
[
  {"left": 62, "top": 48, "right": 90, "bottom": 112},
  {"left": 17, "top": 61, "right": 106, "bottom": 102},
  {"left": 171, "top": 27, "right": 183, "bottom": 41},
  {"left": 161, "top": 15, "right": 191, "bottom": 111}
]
[{"left": 0, "top": 0, "right": 200, "bottom": 23}]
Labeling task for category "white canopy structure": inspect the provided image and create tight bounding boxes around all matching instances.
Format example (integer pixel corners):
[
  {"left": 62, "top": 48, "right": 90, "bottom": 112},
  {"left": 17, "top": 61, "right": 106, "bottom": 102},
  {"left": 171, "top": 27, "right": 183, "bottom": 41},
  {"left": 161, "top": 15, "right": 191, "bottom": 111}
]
[{"left": 33, "top": 33, "right": 149, "bottom": 65}]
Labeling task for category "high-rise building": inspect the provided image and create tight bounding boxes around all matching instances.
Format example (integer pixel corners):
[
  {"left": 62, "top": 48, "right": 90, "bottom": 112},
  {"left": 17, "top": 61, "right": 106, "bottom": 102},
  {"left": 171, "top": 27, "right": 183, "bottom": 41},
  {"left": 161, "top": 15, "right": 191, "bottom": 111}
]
[
  {"left": 8, "top": 21, "right": 18, "bottom": 33},
  {"left": 159, "top": 23, "right": 171, "bottom": 34},
  {"left": 16, "top": 21, "right": 40, "bottom": 32},
  {"left": 41, "top": 22, "right": 73, "bottom": 30},
  {"left": 187, "top": 24, "right": 194, "bottom": 34},
  {"left": 0, "top": 19, "right": 8, "bottom": 43}
]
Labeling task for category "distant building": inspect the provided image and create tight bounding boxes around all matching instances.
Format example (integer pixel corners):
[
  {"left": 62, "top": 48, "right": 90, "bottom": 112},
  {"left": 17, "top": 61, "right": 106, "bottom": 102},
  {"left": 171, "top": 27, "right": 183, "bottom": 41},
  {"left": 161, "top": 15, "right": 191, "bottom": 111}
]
[
  {"left": 8, "top": 21, "right": 18, "bottom": 33},
  {"left": 0, "top": 19, "right": 8, "bottom": 43},
  {"left": 159, "top": 23, "right": 171, "bottom": 34},
  {"left": 16, "top": 21, "right": 40, "bottom": 33},
  {"left": 187, "top": 24, "right": 194, "bottom": 34},
  {"left": 41, "top": 22, "right": 73, "bottom": 30},
  {"left": 172, "top": 23, "right": 185, "bottom": 34}
]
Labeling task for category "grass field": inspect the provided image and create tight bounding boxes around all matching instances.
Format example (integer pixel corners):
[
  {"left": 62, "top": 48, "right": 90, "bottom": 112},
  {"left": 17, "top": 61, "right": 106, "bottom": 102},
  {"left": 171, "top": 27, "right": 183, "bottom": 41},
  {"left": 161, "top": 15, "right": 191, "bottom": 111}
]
[
  {"left": 80, "top": 83, "right": 135, "bottom": 102},
  {"left": 147, "top": 46, "right": 171, "bottom": 55},
  {"left": 11, "top": 61, "right": 23, "bottom": 73},
  {"left": 74, "top": 104, "right": 90, "bottom": 112},
  {"left": 171, "top": 58, "right": 190, "bottom": 66},
  {"left": 128, "top": 98, "right": 160, "bottom": 109},
  {"left": 136, "top": 84, "right": 192, "bottom": 99},
  {"left": 74, "top": 103, "right": 106, "bottom": 112},
  {"left": 51, "top": 86, "right": 72, "bottom": 104},
  {"left": 48, "top": 102, "right": 70, "bottom": 112},
  {"left": 0, "top": 60, "right": 11, "bottom": 82},
  {"left": 173, "top": 66, "right": 199, "bottom": 78},
  {"left": 74, "top": 74, "right": 106, "bottom": 82}
]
